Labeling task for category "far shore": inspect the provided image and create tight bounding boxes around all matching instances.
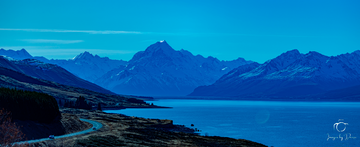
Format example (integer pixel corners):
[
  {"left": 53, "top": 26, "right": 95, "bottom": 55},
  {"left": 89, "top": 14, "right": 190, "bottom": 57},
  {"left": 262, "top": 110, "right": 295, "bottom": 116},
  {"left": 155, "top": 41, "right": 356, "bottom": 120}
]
[
  {"left": 98, "top": 96, "right": 360, "bottom": 112},
  {"left": 100, "top": 105, "right": 172, "bottom": 110},
  {"left": 152, "top": 96, "right": 360, "bottom": 102}
]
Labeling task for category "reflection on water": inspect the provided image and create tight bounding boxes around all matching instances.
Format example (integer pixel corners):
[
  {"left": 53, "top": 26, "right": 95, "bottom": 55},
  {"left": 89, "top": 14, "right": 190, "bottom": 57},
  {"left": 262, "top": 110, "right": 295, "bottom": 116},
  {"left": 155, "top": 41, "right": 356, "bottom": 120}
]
[{"left": 105, "top": 99, "right": 360, "bottom": 147}]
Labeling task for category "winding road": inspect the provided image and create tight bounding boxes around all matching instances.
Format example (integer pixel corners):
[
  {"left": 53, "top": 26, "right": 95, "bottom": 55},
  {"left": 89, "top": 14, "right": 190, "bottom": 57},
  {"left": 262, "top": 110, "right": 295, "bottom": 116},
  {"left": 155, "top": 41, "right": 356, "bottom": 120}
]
[{"left": 16, "top": 118, "right": 103, "bottom": 144}]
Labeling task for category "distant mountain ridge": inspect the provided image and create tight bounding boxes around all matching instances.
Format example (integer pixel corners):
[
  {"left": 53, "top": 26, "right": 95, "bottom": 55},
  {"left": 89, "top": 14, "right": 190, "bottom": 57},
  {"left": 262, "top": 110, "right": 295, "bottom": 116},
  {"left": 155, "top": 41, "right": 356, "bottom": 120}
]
[
  {"left": 0, "top": 48, "right": 32, "bottom": 60},
  {"left": 95, "top": 40, "right": 253, "bottom": 96},
  {"left": 33, "top": 51, "right": 127, "bottom": 82},
  {"left": 189, "top": 49, "right": 360, "bottom": 99},
  {"left": 0, "top": 56, "right": 114, "bottom": 95},
  {"left": 0, "top": 48, "right": 127, "bottom": 83}
]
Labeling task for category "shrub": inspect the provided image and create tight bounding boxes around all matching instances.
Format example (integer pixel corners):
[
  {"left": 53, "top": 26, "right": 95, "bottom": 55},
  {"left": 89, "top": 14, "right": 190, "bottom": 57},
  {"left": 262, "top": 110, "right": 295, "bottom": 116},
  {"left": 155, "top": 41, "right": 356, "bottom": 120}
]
[{"left": 0, "top": 109, "right": 26, "bottom": 146}]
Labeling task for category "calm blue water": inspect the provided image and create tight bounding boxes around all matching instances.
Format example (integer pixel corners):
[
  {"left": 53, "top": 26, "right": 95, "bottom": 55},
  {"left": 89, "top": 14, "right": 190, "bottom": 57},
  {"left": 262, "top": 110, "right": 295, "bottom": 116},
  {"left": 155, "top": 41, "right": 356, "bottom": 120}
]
[{"left": 105, "top": 99, "right": 360, "bottom": 147}]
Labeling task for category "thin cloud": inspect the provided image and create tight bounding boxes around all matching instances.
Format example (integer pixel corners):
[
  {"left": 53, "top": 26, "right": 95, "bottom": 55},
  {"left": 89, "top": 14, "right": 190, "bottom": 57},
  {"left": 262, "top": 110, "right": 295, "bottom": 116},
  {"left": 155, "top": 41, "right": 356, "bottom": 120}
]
[
  {"left": 0, "top": 46, "right": 55, "bottom": 50},
  {"left": 27, "top": 49, "right": 136, "bottom": 60},
  {"left": 0, "top": 28, "right": 142, "bottom": 34},
  {"left": 21, "top": 39, "right": 83, "bottom": 44},
  {"left": 0, "top": 46, "right": 136, "bottom": 56},
  {"left": 0, "top": 28, "right": 332, "bottom": 38}
]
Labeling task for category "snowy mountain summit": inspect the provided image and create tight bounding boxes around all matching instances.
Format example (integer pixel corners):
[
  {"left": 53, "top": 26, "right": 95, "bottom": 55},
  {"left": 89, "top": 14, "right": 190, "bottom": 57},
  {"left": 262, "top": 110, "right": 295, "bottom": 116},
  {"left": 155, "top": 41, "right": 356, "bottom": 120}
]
[
  {"left": 95, "top": 40, "right": 253, "bottom": 96},
  {"left": 72, "top": 51, "right": 94, "bottom": 60}
]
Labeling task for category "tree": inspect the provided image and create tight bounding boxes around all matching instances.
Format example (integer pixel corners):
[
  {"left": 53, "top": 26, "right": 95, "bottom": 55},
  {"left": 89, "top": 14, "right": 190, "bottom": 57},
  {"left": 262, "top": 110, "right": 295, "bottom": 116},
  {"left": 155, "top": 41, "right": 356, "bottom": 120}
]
[
  {"left": 58, "top": 99, "right": 62, "bottom": 107},
  {"left": 0, "top": 87, "right": 60, "bottom": 123},
  {"left": 0, "top": 109, "right": 26, "bottom": 146},
  {"left": 127, "top": 98, "right": 146, "bottom": 104},
  {"left": 64, "top": 100, "right": 73, "bottom": 108},
  {"left": 97, "top": 102, "right": 102, "bottom": 111},
  {"left": 75, "top": 96, "right": 92, "bottom": 110},
  {"left": 64, "top": 100, "right": 75, "bottom": 108}
]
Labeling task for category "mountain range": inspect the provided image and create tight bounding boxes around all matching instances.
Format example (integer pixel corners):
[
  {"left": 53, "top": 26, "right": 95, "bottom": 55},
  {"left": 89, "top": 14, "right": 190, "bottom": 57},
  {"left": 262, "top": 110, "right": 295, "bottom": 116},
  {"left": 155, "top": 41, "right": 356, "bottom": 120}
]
[
  {"left": 189, "top": 49, "right": 360, "bottom": 100},
  {"left": 0, "top": 42, "right": 253, "bottom": 97},
  {"left": 2, "top": 43, "right": 360, "bottom": 100},
  {"left": 94, "top": 41, "right": 253, "bottom": 96}
]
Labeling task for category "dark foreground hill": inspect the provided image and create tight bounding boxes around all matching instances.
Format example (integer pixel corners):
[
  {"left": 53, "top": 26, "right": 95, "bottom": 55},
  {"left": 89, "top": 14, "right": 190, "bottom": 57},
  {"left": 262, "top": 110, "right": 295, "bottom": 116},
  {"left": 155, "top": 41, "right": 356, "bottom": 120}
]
[{"left": 0, "top": 87, "right": 91, "bottom": 141}]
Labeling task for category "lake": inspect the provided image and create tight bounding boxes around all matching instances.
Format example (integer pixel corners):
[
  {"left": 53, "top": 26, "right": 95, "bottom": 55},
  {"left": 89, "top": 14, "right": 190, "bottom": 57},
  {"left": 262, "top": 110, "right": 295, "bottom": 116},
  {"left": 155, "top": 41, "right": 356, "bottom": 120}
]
[{"left": 105, "top": 99, "right": 360, "bottom": 147}]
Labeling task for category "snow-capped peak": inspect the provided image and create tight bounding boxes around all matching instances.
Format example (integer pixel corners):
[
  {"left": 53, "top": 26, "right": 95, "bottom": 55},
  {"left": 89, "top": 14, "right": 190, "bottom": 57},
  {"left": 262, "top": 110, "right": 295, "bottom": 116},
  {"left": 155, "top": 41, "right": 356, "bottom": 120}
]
[
  {"left": 73, "top": 51, "right": 94, "bottom": 60},
  {"left": 144, "top": 40, "right": 174, "bottom": 53}
]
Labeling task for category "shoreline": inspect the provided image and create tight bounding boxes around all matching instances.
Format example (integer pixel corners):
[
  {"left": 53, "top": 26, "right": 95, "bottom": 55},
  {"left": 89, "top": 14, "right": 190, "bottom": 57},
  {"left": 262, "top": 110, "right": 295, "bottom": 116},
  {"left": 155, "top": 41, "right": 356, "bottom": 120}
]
[{"left": 41, "top": 108, "right": 268, "bottom": 147}]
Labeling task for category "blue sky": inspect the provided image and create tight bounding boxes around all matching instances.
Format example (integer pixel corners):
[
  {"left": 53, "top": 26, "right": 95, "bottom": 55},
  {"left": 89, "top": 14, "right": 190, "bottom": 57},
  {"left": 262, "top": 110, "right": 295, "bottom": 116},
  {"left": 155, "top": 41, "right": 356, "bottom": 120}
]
[{"left": 0, "top": 0, "right": 359, "bottom": 63}]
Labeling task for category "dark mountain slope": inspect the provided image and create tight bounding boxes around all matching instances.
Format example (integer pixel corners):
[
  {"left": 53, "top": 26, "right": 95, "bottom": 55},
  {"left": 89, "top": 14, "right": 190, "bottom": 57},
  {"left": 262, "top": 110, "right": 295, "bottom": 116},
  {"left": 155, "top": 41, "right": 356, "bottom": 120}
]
[
  {"left": 0, "top": 67, "right": 151, "bottom": 107},
  {"left": 0, "top": 57, "right": 114, "bottom": 95}
]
